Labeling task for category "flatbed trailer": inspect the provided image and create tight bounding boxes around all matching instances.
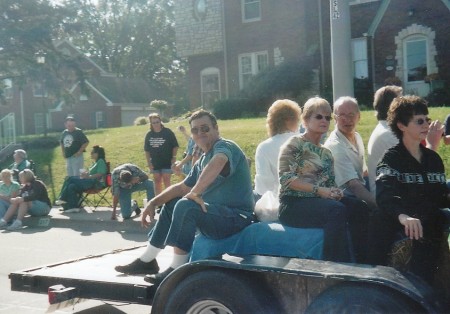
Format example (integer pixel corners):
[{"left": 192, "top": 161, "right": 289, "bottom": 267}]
[{"left": 9, "top": 245, "right": 448, "bottom": 313}]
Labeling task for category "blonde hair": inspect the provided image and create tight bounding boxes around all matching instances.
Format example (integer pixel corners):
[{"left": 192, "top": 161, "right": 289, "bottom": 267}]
[
  {"left": 19, "top": 169, "right": 35, "bottom": 183},
  {"left": 148, "top": 113, "right": 164, "bottom": 131},
  {"left": 302, "top": 97, "right": 331, "bottom": 123},
  {"left": 266, "top": 99, "right": 301, "bottom": 137}
]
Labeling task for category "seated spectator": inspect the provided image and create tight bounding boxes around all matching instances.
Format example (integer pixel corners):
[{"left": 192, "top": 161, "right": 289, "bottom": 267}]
[
  {"left": 324, "top": 97, "right": 377, "bottom": 211},
  {"left": 367, "top": 85, "right": 403, "bottom": 195},
  {"left": 111, "top": 163, "right": 155, "bottom": 220},
  {"left": 369, "top": 96, "right": 450, "bottom": 287},
  {"left": 278, "top": 97, "right": 369, "bottom": 263},
  {"left": 55, "top": 145, "right": 108, "bottom": 213},
  {"left": 115, "top": 110, "right": 254, "bottom": 285},
  {"left": 0, "top": 169, "right": 51, "bottom": 231},
  {"left": 0, "top": 169, "right": 21, "bottom": 218},
  {"left": 254, "top": 99, "right": 301, "bottom": 200},
  {"left": 9, "top": 149, "right": 31, "bottom": 181},
  {"left": 173, "top": 127, "right": 203, "bottom": 177}
]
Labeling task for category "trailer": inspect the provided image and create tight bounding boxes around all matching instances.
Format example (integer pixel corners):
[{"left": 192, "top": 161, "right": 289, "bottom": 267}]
[{"left": 9, "top": 244, "right": 448, "bottom": 313}]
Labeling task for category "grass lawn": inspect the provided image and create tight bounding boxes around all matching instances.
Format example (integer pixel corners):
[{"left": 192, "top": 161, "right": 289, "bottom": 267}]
[{"left": 9, "top": 107, "right": 450, "bottom": 205}]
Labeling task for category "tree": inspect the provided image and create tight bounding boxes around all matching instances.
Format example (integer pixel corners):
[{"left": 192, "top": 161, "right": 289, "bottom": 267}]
[
  {"left": 150, "top": 99, "right": 168, "bottom": 117},
  {"left": 64, "top": 0, "right": 186, "bottom": 107}
]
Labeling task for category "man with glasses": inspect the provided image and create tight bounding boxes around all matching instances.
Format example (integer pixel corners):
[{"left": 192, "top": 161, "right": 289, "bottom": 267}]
[
  {"left": 115, "top": 110, "right": 254, "bottom": 285},
  {"left": 324, "top": 96, "right": 377, "bottom": 210}
]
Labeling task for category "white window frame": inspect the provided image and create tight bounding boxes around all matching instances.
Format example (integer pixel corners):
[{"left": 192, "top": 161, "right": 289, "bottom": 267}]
[
  {"left": 403, "top": 36, "right": 428, "bottom": 83},
  {"left": 238, "top": 51, "right": 269, "bottom": 89},
  {"left": 95, "top": 111, "right": 104, "bottom": 128},
  {"left": 3, "top": 79, "right": 13, "bottom": 99},
  {"left": 350, "top": 0, "right": 380, "bottom": 5},
  {"left": 242, "top": 0, "right": 261, "bottom": 23},
  {"left": 352, "top": 38, "right": 368, "bottom": 79},
  {"left": 34, "top": 113, "right": 45, "bottom": 134},
  {"left": 79, "top": 94, "right": 88, "bottom": 101},
  {"left": 200, "top": 67, "right": 221, "bottom": 109},
  {"left": 32, "top": 82, "right": 47, "bottom": 97}
]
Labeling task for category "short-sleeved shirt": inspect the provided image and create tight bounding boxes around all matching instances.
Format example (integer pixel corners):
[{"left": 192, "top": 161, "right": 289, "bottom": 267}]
[
  {"left": 88, "top": 158, "right": 108, "bottom": 187},
  {"left": 9, "top": 160, "right": 31, "bottom": 172},
  {"left": 60, "top": 128, "right": 89, "bottom": 158},
  {"left": 184, "top": 138, "right": 254, "bottom": 214},
  {"left": 144, "top": 127, "right": 179, "bottom": 170},
  {"left": 324, "top": 128, "right": 366, "bottom": 188},
  {"left": 367, "top": 121, "right": 398, "bottom": 195},
  {"left": 279, "top": 135, "right": 336, "bottom": 198},
  {"left": 0, "top": 181, "right": 20, "bottom": 197},
  {"left": 111, "top": 163, "right": 148, "bottom": 196},
  {"left": 254, "top": 132, "right": 296, "bottom": 196}
]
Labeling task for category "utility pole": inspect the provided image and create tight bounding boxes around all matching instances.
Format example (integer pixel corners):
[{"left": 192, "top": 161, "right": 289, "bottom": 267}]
[{"left": 330, "top": 0, "right": 354, "bottom": 101}]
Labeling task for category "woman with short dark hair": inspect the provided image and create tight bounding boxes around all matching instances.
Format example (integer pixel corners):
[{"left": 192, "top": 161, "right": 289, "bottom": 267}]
[{"left": 55, "top": 145, "right": 107, "bottom": 213}]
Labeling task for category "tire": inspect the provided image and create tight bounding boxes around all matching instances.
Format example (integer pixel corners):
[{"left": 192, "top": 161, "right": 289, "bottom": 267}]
[
  {"left": 305, "top": 283, "right": 421, "bottom": 314},
  {"left": 161, "top": 269, "right": 281, "bottom": 314}
]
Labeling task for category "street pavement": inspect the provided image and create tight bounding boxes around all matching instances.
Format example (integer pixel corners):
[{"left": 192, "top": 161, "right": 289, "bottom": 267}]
[{"left": 0, "top": 206, "right": 172, "bottom": 314}]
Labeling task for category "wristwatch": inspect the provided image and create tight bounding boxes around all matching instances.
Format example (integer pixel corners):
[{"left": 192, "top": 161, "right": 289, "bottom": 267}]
[{"left": 312, "top": 185, "right": 319, "bottom": 196}]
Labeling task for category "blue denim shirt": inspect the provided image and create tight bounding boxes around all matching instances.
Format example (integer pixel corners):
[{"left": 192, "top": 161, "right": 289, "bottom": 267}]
[{"left": 184, "top": 138, "right": 254, "bottom": 214}]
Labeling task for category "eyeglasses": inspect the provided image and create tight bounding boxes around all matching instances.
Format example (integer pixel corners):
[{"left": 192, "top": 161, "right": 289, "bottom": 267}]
[
  {"left": 191, "top": 125, "right": 210, "bottom": 135},
  {"left": 313, "top": 114, "right": 332, "bottom": 121},
  {"left": 413, "top": 117, "right": 431, "bottom": 126},
  {"left": 151, "top": 121, "right": 161, "bottom": 125},
  {"left": 335, "top": 113, "right": 358, "bottom": 120}
]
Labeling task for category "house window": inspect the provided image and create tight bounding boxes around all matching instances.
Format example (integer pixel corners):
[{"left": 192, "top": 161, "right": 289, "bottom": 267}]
[
  {"left": 32, "top": 82, "right": 47, "bottom": 97},
  {"left": 242, "top": 0, "right": 261, "bottom": 22},
  {"left": 3, "top": 79, "right": 13, "bottom": 99},
  {"left": 80, "top": 94, "right": 88, "bottom": 101},
  {"left": 201, "top": 68, "right": 221, "bottom": 109},
  {"left": 405, "top": 37, "right": 427, "bottom": 82},
  {"left": 239, "top": 51, "right": 268, "bottom": 89},
  {"left": 34, "top": 113, "right": 45, "bottom": 134},
  {"left": 352, "top": 38, "right": 368, "bottom": 79},
  {"left": 95, "top": 111, "right": 104, "bottom": 128}
]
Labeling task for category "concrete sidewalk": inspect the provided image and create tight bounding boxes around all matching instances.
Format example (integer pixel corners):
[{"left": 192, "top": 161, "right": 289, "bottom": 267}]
[{"left": 23, "top": 206, "right": 152, "bottom": 233}]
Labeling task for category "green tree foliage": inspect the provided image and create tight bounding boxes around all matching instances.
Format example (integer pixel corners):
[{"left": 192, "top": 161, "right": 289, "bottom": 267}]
[{"left": 64, "top": 0, "right": 186, "bottom": 105}]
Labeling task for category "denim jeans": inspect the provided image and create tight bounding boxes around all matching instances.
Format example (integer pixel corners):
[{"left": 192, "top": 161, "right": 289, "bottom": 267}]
[
  {"left": 59, "top": 177, "right": 99, "bottom": 209},
  {"left": 119, "top": 180, "right": 155, "bottom": 218},
  {"left": 0, "top": 199, "right": 10, "bottom": 218},
  {"left": 148, "top": 198, "right": 251, "bottom": 253},
  {"left": 29, "top": 200, "right": 51, "bottom": 216}
]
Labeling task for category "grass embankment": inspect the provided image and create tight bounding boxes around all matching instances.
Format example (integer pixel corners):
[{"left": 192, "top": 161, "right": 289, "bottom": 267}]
[{"left": 10, "top": 107, "right": 450, "bottom": 205}]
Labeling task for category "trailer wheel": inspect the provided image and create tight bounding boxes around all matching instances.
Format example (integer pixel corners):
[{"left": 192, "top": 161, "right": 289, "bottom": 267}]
[
  {"left": 161, "top": 269, "right": 280, "bottom": 314},
  {"left": 305, "top": 283, "right": 420, "bottom": 314}
]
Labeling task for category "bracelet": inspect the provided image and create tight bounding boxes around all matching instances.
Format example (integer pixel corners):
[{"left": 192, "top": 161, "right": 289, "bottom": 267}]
[{"left": 312, "top": 185, "right": 319, "bottom": 195}]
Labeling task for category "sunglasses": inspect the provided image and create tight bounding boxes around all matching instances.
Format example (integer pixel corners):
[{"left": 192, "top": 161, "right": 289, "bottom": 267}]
[
  {"left": 151, "top": 121, "right": 161, "bottom": 125},
  {"left": 313, "top": 114, "right": 332, "bottom": 121},
  {"left": 191, "top": 125, "right": 210, "bottom": 135},
  {"left": 413, "top": 117, "right": 431, "bottom": 126},
  {"left": 335, "top": 113, "right": 357, "bottom": 120}
]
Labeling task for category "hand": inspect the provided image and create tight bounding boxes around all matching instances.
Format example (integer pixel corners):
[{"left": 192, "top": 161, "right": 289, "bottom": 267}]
[
  {"left": 185, "top": 191, "right": 207, "bottom": 213},
  {"left": 141, "top": 202, "right": 157, "bottom": 228},
  {"left": 317, "top": 187, "right": 340, "bottom": 200},
  {"left": 80, "top": 172, "right": 88, "bottom": 179},
  {"left": 330, "top": 187, "right": 343, "bottom": 200},
  {"left": 398, "top": 214, "right": 423, "bottom": 240},
  {"left": 426, "top": 120, "right": 444, "bottom": 150}
]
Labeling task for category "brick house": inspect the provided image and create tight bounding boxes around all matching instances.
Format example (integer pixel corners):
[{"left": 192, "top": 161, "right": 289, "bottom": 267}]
[
  {"left": 1, "top": 40, "right": 158, "bottom": 135},
  {"left": 174, "top": 0, "right": 450, "bottom": 108}
]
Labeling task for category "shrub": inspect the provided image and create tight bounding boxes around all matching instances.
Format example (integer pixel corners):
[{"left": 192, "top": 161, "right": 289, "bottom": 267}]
[
  {"left": 354, "top": 78, "right": 373, "bottom": 108},
  {"left": 425, "top": 88, "right": 450, "bottom": 107},
  {"left": 23, "top": 136, "right": 60, "bottom": 149},
  {"left": 134, "top": 116, "right": 149, "bottom": 126},
  {"left": 213, "top": 98, "right": 258, "bottom": 120}
]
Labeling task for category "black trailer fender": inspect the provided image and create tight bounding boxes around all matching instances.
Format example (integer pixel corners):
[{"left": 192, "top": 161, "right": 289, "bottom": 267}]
[{"left": 152, "top": 254, "right": 444, "bottom": 314}]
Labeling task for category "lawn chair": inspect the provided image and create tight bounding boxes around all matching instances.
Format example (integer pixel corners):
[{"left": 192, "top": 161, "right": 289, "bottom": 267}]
[{"left": 79, "top": 162, "right": 112, "bottom": 210}]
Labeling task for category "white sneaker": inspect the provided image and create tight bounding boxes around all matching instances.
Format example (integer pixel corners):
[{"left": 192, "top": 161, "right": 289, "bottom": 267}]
[
  {"left": 0, "top": 219, "right": 7, "bottom": 229},
  {"left": 55, "top": 199, "right": 67, "bottom": 205},
  {"left": 65, "top": 208, "right": 81, "bottom": 213},
  {"left": 6, "top": 220, "right": 22, "bottom": 231}
]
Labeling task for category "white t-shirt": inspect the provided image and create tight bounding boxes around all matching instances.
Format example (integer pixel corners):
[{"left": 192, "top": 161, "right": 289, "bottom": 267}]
[
  {"left": 324, "top": 128, "right": 366, "bottom": 188},
  {"left": 254, "top": 132, "right": 297, "bottom": 196},
  {"left": 367, "top": 121, "right": 398, "bottom": 196}
]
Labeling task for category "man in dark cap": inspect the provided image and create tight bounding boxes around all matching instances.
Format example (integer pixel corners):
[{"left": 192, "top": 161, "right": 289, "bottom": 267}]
[{"left": 60, "top": 115, "right": 89, "bottom": 177}]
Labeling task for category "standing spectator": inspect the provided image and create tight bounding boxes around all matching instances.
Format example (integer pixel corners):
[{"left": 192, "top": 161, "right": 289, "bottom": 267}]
[
  {"left": 111, "top": 163, "right": 155, "bottom": 220},
  {"left": 370, "top": 95, "right": 449, "bottom": 290},
  {"left": 0, "top": 169, "right": 51, "bottom": 231},
  {"left": 324, "top": 97, "right": 377, "bottom": 211},
  {"left": 60, "top": 115, "right": 89, "bottom": 177},
  {"left": 115, "top": 110, "right": 254, "bottom": 285},
  {"left": 144, "top": 113, "right": 179, "bottom": 195},
  {"left": 367, "top": 86, "right": 403, "bottom": 195},
  {"left": 56, "top": 145, "right": 108, "bottom": 213},
  {"left": 0, "top": 169, "right": 20, "bottom": 218},
  {"left": 254, "top": 99, "right": 301, "bottom": 200}
]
